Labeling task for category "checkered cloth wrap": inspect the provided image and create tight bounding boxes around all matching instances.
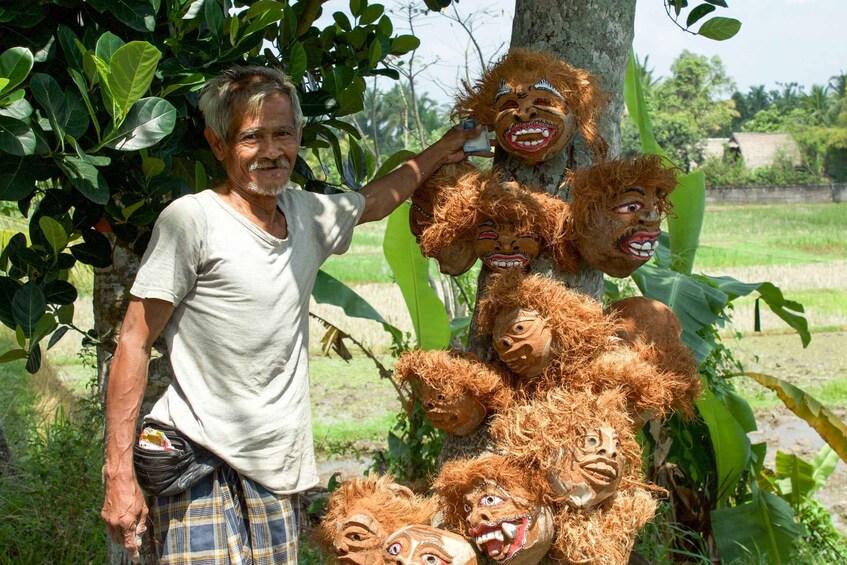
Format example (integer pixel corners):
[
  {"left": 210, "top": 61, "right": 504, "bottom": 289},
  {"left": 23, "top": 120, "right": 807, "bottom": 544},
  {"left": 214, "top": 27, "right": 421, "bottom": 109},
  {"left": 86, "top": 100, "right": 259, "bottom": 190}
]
[{"left": 151, "top": 463, "right": 299, "bottom": 564}]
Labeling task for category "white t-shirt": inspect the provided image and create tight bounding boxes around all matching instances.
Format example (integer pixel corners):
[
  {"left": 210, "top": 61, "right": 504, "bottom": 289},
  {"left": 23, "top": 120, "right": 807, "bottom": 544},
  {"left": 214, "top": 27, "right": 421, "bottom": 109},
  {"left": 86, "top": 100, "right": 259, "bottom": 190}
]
[{"left": 131, "top": 188, "right": 365, "bottom": 494}]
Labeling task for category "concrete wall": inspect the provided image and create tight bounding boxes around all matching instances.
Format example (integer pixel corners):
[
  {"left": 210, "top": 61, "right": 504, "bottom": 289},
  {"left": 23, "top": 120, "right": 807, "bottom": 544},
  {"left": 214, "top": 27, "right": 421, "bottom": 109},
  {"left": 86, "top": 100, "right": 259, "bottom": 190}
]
[{"left": 706, "top": 184, "right": 847, "bottom": 204}]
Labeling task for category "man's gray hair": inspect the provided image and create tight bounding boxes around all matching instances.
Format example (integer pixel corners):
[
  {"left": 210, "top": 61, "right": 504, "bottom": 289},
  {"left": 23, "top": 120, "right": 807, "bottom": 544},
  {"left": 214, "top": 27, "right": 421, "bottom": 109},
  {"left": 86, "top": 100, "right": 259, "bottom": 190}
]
[{"left": 199, "top": 65, "right": 304, "bottom": 141}]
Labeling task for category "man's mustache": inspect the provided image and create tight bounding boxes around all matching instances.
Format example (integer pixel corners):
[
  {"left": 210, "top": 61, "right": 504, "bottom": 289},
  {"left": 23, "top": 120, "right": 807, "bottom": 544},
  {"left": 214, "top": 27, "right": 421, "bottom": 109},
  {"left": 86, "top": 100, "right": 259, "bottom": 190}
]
[{"left": 249, "top": 158, "right": 290, "bottom": 171}]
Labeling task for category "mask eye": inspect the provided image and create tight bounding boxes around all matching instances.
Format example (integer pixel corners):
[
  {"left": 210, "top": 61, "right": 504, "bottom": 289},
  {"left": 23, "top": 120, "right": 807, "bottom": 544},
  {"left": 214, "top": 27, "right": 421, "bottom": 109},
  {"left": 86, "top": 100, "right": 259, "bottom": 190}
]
[
  {"left": 613, "top": 202, "right": 644, "bottom": 214},
  {"left": 586, "top": 437, "right": 599, "bottom": 447},
  {"left": 463, "top": 503, "right": 472, "bottom": 514},
  {"left": 498, "top": 100, "right": 519, "bottom": 111},
  {"left": 533, "top": 97, "right": 554, "bottom": 107},
  {"left": 387, "top": 542, "right": 402, "bottom": 555},
  {"left": 422, "top": 555, "right": 445, "bottom": 565},
  {"left": 480, "top": 494, "right": 503, "bottom": 506}
]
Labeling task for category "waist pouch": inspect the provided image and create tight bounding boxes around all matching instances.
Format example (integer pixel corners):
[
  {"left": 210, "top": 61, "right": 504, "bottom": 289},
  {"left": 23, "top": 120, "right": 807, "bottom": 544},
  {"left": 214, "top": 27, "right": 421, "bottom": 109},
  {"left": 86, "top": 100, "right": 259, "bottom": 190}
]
[{"left": 133, "top": 423, "right": 222, "bottom": 497}]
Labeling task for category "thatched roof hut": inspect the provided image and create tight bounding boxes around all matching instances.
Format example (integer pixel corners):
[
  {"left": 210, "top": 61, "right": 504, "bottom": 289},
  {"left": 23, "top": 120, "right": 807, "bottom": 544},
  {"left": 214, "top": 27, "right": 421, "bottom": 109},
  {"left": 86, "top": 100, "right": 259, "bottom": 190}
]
[{"left": 727, "top": 132, "right": 802, "bottom": 169}]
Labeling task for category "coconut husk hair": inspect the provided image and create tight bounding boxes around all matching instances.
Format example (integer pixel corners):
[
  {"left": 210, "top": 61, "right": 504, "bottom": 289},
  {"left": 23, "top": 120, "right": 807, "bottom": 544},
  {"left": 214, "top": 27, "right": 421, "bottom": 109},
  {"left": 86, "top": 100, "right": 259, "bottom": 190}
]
[
  {"left": 419, "top": 168, "right": 572, "bottom": 270},
  {"left": 476, "top": 270, "right": 622, "bottom": 379},
  {"left": 606, "top": 297, "right": 702, "bottom": 418},
  {"left": 550, "top": 487, "right": 657, "bottom": 564},
  {"left": 489, "top": 387, "right": 643, "bottom": 503},
  {"left": 314, "top": 474, "right": 437, "bottom": 555},
  {"left": 412, "top": 162, "right": 481, "bottom": 236},
  {"left": 394, "top": 349, "right": 515, "bottom": 414},
  {"left": 453, "top": 48, "right": 609, "bottom": 161},
  {"left": 565, "top": 154, "right": 678, "bottom": 242},
  {"left": 433, "top": 453, "right": 550, "bottom": 535}
]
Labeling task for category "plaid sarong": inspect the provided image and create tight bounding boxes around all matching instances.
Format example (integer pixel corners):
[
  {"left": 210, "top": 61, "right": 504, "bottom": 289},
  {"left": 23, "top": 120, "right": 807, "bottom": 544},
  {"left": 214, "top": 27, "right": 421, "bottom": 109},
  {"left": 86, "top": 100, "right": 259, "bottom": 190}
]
[{"left": 151, "top": 462, "right": 298, "bottom": 564}]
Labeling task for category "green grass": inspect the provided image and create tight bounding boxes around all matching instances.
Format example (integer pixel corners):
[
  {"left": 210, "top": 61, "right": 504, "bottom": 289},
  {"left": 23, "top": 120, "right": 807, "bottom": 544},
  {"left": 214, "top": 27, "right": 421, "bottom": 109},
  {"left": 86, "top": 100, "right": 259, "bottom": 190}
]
[
  {"left": 695, "top": 203, "right": 847, "bottom": 270},
  {"left": 321, "top": 218, "right": 394, "bottom": 284},
  {"left": 734, "top": 376, "right": 847, "bottom": 411}
]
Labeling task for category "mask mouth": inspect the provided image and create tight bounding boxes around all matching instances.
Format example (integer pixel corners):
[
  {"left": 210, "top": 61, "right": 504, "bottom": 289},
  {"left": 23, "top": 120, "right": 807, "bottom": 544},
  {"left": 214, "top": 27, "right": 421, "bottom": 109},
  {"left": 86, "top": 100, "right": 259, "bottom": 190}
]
[
  {"left": 469, "top": 515, "right": 530, "bottom": 562},
  {"left": 481, "top": 253, "right": 532, "bottom": 271},
  {"left": 617, "top": 230, "right": 661, "bottom": 260},
  {"left": 501, "top": 120, "right": 558, "bottom": 152},
  {"left": 580, "top": 456, "right": 621, "bottom": 486},
  {"left": 496, "top": 343, "right": 540, "bottom": 376}
]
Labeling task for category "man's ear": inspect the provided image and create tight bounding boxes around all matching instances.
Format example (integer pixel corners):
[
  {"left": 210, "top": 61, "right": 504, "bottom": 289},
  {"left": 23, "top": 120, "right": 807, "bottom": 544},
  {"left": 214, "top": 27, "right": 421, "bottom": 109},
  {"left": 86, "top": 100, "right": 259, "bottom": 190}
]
[
  {"left": 296, "top": 124, "right": 303, "bottom": 146},
  {"left": 204, "top": 127, "right": 226, "bottom": 161}
]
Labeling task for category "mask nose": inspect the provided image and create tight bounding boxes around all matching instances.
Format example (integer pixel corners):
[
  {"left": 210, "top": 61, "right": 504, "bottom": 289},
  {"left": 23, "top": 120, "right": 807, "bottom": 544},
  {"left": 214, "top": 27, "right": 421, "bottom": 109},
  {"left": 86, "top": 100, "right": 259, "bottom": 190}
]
[{"left": 640, "top": 205, "right": 660, "bottom": 224}]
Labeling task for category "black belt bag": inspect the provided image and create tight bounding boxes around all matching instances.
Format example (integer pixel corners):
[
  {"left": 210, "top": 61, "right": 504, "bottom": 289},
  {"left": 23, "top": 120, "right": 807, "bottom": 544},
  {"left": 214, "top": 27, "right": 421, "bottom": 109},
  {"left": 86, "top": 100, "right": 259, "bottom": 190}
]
[{"left": 133, "top": 423, "right": 221, "bottom": 497}]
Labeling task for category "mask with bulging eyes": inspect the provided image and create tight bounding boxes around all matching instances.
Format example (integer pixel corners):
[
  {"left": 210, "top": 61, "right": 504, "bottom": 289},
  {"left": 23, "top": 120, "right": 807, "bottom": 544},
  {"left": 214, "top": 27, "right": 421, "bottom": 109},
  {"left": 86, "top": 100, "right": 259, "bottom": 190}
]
[
  {"left": 383, "top": 525, "right": 479, "bottom": 565},
  {"left": 548, "top": 426, "right": 623, "bottom": 510},
  {"left": 493, "top": 78, "right": 577, "bottom": 165},
  {"left": 492, "top": 308, "right": 553, "bottom": 378},
  {"left": 462, "top": 481, "right": 554, "bottom": 564},
  {"left": 577, "top": 184, "right": 663, "bottom": 278}
]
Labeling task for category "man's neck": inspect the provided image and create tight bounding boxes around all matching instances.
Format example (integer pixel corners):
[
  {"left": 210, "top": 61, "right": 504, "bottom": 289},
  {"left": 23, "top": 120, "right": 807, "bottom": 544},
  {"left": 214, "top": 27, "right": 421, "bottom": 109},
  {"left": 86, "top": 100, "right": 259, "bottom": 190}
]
[{"left": 214, "top": 183, "right": 287, "bottom": 239}]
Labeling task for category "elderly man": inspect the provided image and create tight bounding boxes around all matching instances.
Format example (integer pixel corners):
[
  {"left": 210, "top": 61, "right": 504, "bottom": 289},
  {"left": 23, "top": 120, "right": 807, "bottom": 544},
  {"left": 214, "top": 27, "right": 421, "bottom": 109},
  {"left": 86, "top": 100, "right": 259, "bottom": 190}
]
[{"left": 100, "top": 65, "right": 485, "bottom": 563}]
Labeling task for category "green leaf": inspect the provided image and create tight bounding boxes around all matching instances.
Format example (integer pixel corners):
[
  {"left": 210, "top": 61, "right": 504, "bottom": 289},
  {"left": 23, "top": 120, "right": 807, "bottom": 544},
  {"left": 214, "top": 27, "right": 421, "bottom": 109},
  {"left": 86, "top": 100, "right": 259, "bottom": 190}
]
[
  {"left": 312, "top": 270, "right": 402, "bottom": 343},
  {"left": 88, "top": 0, "right": 158, "bottom": 32},
  {"left": 698, "top": 17, "right": 742, "bottom": 41},
  {"left": 0, "top": 47, "right": 34, "bottom": 95},
  {"left": 774, "top": 451, "right": 817, "bottom": 507},
  {"left": 47, "top": 326, "right": 69, "bottom": 350},
  {"left": 61, "top": 156, "right": 109, "bottom": 204},
  {"left": 0, "top": 155, "right": 37, "bottom": 200},
  {"left": 30, "top": 73, "right": 70, "bottom": 143},
  {"left": 696, "top": 387, "right": 751, "bottom": 505},
  {"left": 0, "top": 276, "right": 21, "bottom": 329},
  {"left": 160, "top": 73, "right": 205, "bottom": 97},
  {"left": 106, "top": 97, "right": 176, "bottom": 151},
  {"left": 286, "top": 42, "right": 308, "bottom": 85},
  {"left": 95, "top": 32, "right": 125, "bottom": 64},
  {"left": 667, "top": 170, "right": 705, "bottom": 274},
  {"left": 0, "top": 348, "right": 27, "bottom": 363},
  {"left": 746, "top": 372, "right": 847, "bottom": 465},
  {"left": 810, "top": 445, "right": 839, "bottom": 490},
  {"left": 368, "top": 38, "right": 383, "bottom": 67},
  {"left": 57, "top": 25, "right": 83, "bottom": 72},
  {"left": 25, "top": 343, "right": 41, "bottom": 374},
  {"left": 374, "top": 150, "right": 415, "bottom": 180},
  {"left": 43, "top": 280, "right": 77, "bottom": 305},
  {"left": 333, "top": 12, "right": 352, "bottom": 31},
  {"left": 705, "top": 0, "right": 728, "bottom": 7},
  {"left": 389, "top": 35, "right": 420, "bottom": 56},
  {"left": 359, "top": 4, "right": 384, "bottom": 25},
  {"left": 205, "top": 0, "right": 224, "bottom": 40},
  {"left": 38, "top": 216, "right": 68, "bottom": 253},
  {"left": 12, "top": 281, "right": 47, "bottom": 337},
  {"left": 30, "top": 312, "right": 57, "bottom": 348},
  {"left": 349, "top": 0, "right": 363, "bottom": 17},
  {"left": 383, "top": 204, "right": 449, "bottom": 350},
  {"left": 686, "top": 3, "right": 716, "bottom": 27},
  {"left": 57, "top": 303, "right": 74, "bottom": 325},
  {"left": 70, "top": 231, "right": 113, "bottom": 268},
  {"left": 108, "top": 42, "right": 162, "bottom": 122},
  {"left": 711, "top": 487, "right": 803, "bottom": 564},
  {"left": 0, "top": 116, "right": 36, "bottom": 156},
  {"left": 142, "top": 156, "right": 165, "bottom": 179}
]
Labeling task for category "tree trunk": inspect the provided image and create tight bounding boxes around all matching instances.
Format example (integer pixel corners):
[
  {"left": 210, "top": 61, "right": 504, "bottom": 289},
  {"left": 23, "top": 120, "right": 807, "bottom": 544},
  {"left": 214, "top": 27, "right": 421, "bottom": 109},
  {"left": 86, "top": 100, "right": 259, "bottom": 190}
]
[
  {"left": 95, "top": 240, "right": 171, "bottom": 564},
  {"left": 441, "top": 0, "right": 637, "bottom": 463}
]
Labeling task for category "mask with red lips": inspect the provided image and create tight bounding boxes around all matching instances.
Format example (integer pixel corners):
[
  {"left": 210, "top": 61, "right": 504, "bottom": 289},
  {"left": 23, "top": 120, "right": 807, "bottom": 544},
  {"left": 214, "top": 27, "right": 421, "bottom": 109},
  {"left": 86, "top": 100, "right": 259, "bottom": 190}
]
[
  {"left": 473, "top": 221, "right": 541, "bottom": 272},
  {"left": 569, "top": 156, "right": 676, "bottom": 278},
  {"left": 494, "top": 79, "right": 577, "bottom": 164},
  {"left": 462, "top": 481, "right": 554, "bottom": 564}
]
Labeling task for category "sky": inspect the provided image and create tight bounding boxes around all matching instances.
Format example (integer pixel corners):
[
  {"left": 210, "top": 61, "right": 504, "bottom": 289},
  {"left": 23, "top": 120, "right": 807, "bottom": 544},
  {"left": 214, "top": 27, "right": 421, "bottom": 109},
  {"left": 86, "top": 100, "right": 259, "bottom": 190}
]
[{"left": 323, "top": 0, "right": 847, "bottom": 106}]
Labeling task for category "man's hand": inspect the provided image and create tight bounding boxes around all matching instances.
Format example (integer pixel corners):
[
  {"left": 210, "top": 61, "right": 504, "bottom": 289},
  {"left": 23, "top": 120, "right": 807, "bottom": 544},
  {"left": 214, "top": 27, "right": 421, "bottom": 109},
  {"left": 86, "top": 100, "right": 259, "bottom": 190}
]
[
  {"left": 101, "top": 475, "right": 147, "bottom": 563},
  {"left": 432, "top": 123, "right": 495, "bottom": 164}
]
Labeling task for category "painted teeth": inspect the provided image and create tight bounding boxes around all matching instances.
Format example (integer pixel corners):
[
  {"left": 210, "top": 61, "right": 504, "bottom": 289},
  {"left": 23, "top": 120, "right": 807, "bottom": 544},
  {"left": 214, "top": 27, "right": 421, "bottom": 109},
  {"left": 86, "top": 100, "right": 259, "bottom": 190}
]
[
  {"left": 501, "top": 522, "right": 518, "bottom": 540},
  {"left": 629, "top": 241, "right": 655, "bottom": 251},
  {"left": 492, "top": 259, "right": 525, "bottom": 269},
  {"left": 474, "top": 530, "right": 505, "bottom": 544}
]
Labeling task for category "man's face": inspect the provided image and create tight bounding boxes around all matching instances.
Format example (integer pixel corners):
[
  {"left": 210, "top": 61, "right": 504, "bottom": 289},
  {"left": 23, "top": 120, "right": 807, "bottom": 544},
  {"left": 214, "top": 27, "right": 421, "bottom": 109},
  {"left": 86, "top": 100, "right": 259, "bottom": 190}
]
[
  {"left": 577, "top": 185, "right": 662, "bottom": 278},
  {"left": 549, "top": 426, "right": 623, "bottom": 510},
  {"left": 491, "top": 308, "right": 553, "bottom": 378},
  {"left": 463, "top": 481, "right": 554, "bottom": 564},
  {"left": 384, "top": 525, "right": 479, "bottom": 565},
  {"left": 473, "top": 221, "right": 541, "bottom": 271},
  {"left": 333, "top": 512, "right": 386, "bottom": 565},
  {"left": 419, "top": 381, "right": 487, "bottom": 436},
  {"left": 493, "top": 79, "right": 576, "bottom": 164},
  {"left": 206, "top": 92, "right": 301, "bottom": 197}
]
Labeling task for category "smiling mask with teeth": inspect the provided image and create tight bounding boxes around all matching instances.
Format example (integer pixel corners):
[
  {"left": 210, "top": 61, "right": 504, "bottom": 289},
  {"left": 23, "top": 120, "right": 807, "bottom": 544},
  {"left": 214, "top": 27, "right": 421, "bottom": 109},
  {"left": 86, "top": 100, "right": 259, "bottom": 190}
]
[
  {"left": 419, "top": 169, "right": 578, "bottom": 275},
  {"left": 453, "top": 48, "right": 608, "bottom": 164},
  {"left": 564, "top": 155, "right": 677, "bottom": 278},
  {"left": 434, "top": 454, "right": 554, "bottom": 565}
]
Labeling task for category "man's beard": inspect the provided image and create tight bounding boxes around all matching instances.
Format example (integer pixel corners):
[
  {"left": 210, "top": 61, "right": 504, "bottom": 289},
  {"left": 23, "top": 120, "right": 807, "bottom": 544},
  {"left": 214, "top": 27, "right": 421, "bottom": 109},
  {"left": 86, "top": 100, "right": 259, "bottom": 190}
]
[{"left": 247, "top": 157, "right": 290, "bottom": 197}]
